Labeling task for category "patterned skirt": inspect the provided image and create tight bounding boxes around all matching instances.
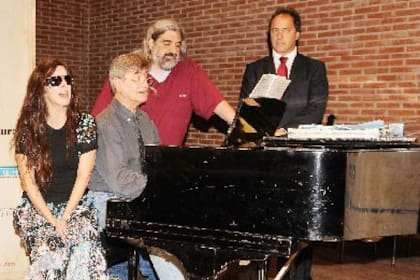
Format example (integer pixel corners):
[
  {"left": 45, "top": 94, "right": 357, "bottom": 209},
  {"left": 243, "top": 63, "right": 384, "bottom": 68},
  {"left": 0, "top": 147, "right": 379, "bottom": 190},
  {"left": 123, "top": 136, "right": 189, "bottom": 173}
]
[{"left": 13, "top": 197, "right": 109, "bottom": 280}]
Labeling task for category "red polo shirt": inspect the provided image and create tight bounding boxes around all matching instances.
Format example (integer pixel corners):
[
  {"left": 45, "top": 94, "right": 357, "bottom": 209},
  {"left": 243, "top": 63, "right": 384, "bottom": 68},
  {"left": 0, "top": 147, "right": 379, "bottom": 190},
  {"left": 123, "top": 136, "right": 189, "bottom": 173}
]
[{"left": 91, "top": 58, "right": 224, "bottom": 146}]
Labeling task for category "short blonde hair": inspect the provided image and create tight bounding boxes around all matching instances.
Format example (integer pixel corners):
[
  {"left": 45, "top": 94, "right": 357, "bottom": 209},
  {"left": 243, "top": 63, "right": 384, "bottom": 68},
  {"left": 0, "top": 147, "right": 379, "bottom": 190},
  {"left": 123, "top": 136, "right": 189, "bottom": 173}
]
[
  {"left": 109, "top": 52, "right": 151, "bottom": 92},
  {"left": 143, "top": 18, "right": 187, "bottom": 59}
]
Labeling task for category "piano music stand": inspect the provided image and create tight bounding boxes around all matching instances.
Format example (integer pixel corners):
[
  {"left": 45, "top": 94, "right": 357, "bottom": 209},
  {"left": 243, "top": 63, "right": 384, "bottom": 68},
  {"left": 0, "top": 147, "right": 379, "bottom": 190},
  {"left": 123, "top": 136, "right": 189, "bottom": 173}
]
[{"left": 223, "top": 97, "right": 286, "bottom": 147}]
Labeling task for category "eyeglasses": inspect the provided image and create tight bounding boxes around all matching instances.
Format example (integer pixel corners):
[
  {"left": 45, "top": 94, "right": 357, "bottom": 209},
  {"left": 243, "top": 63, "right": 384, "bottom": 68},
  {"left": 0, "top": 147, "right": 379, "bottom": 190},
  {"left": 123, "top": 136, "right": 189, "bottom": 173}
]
[{"left": 45, "top": 75, "right": 73, "bottom": 87}]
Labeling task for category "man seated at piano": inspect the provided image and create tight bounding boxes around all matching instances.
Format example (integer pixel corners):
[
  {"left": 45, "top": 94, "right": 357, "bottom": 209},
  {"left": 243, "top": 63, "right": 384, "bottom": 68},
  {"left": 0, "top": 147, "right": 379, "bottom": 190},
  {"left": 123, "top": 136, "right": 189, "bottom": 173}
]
[
  {"left": 238, "top": 6, "right": 329, "bottom": 280},
  {"left": 87, "top": 52, "right": 160, "bottom": 280}
]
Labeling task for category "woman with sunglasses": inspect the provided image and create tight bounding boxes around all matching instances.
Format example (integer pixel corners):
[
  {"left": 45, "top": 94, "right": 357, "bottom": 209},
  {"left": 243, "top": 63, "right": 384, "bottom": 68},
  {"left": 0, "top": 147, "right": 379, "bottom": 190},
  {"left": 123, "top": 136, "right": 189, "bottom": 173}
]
[{"left": 12, "top": 58, "right": 108, "bottom": 279}]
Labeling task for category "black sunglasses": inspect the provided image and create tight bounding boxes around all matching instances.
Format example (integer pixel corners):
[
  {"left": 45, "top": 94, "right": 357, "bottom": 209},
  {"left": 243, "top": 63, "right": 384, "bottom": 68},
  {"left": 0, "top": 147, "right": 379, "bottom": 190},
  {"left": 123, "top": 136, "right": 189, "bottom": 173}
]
[{"left": 45, "top": 75, "right": 73, "bottom": 87}]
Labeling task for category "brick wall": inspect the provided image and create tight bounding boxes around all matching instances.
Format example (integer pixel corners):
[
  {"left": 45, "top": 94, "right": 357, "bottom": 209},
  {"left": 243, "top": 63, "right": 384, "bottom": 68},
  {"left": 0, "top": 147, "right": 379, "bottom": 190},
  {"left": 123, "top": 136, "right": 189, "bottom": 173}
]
[
  {"left": 36, "top": 0, "right": 89, "bottom": 108},
  {"left": 36, "top": 0, "right": 420, "bottom": 146}
]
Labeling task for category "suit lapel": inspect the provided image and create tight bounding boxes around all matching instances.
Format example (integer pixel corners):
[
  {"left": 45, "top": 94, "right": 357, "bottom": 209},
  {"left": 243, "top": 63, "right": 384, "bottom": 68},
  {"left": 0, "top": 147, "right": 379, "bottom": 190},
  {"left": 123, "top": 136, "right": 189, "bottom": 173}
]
[
  {"left": 283, "top": 53, "right": 310, "bottom": 102},
  {"left": 265, "top": 56, "right": 276, "bottom": 74},
  {"left": 258, "top": 56, "right": 276, "bottom": 76},
  {"left": 289, "top": 53, "right": 304, "bottom": 80}
]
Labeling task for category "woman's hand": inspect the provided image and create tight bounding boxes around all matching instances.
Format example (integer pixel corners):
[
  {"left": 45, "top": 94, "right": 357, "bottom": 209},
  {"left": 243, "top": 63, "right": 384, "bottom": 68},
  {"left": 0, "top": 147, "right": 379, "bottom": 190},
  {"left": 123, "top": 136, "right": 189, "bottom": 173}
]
[{"left": 54, "top": 217, "right": 68, "bottom": 240}]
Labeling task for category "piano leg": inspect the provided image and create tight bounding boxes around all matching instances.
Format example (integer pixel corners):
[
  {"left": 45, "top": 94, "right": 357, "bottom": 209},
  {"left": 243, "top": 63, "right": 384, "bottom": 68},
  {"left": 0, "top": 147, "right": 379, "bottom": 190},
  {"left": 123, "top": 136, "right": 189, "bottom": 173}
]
[
  {"left": 273, "top": 242, "right": 310, "bottom": 280},
  {"left": 128, "top": 247, "right": 139, "bottom": 280},
  {"left": 391, "top": 235, "right": 397, "bottom": 267},
  {"left": 257, "top": 261, "right": 267, "bottom": 280},
  {"left": 272, "top": 250, "right": 301, "bottom": 280}
]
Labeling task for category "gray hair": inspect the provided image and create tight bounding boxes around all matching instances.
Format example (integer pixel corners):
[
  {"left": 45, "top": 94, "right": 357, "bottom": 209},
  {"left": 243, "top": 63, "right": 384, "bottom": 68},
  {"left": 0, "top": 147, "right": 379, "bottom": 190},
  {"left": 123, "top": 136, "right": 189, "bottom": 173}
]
[
  {"left": 143, "top": 18, "right": 187, "bottom": 59},
  {"left": 109, "top": 52, "right": 151, "bottom": 92}
]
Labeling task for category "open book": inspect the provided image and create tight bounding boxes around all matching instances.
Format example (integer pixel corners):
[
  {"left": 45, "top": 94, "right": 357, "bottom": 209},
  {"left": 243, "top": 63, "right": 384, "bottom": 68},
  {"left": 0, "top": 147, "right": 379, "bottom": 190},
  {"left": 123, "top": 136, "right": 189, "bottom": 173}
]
[
  {"left": 249, "top": 74, "right": 291, "bottom": 100},
  {"left": 223, "top": 97, "right": 286, "bottom": 146},
  {"left": 223, "top": 74, "right": 290, "bottom": 146}
]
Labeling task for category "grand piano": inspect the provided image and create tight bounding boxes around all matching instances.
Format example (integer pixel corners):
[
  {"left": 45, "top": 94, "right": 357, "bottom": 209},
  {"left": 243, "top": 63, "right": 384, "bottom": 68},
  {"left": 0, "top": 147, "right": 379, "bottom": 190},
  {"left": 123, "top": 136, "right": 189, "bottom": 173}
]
[
  {"left": 106, "top": 141, "right": 420, "bottom": 279},
  {"left": 106, "top": 100, "right": 420, "bottom": 279}
]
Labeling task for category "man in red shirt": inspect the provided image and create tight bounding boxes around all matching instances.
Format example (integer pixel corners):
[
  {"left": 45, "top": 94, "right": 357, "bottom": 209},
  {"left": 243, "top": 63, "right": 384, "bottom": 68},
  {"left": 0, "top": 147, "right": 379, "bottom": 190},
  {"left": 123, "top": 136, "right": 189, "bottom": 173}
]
[{"left": 92, "top": 18, "right": 236, "bottom": 146}]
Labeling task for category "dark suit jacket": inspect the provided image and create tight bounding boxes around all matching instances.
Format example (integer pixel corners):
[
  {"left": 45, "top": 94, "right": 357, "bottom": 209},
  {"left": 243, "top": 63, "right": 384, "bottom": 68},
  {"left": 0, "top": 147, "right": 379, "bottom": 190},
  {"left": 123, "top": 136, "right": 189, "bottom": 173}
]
[{"left": 240, "top": 53, "right": 329, "bottom": 128}]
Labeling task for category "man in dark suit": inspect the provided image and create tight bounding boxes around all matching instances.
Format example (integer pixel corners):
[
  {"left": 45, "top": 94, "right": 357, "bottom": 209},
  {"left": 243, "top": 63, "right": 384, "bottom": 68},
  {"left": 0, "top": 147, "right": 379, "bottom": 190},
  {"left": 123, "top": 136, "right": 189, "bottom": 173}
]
[
  {"left": 238, "top": 6, "right": 329, "bottom": 280},
  {"left": 240, "top": 6, "right": 329, "bottom": 135}
]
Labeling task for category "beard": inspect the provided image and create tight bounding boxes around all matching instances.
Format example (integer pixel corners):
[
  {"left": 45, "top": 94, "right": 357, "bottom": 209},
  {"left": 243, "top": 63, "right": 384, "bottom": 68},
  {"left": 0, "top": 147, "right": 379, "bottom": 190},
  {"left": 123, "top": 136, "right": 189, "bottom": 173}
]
[{"left": 152, "top": 52, "right": 180, "bottom": 71}]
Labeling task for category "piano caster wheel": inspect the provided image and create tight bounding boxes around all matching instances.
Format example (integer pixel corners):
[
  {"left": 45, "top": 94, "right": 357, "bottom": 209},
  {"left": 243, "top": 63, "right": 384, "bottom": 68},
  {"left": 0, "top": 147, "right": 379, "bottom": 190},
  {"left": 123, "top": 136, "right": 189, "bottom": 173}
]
[{"left": 148, "top": 246, "right": 188, "bottom": 280}]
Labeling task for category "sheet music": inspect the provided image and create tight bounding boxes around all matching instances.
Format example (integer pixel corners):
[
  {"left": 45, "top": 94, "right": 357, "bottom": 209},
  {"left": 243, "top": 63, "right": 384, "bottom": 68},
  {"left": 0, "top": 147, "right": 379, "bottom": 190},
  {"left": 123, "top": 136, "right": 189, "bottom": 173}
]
[{"left": 249, "top": 74, "right": 291, "bottom": 100}]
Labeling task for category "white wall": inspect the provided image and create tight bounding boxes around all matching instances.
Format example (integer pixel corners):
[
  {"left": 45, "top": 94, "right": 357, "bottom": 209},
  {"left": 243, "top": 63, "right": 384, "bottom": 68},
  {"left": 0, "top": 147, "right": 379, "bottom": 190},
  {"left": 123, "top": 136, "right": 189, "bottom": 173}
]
[{"left": 0, "top": 0, "right": 35, "bottom": 278}]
